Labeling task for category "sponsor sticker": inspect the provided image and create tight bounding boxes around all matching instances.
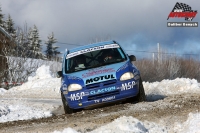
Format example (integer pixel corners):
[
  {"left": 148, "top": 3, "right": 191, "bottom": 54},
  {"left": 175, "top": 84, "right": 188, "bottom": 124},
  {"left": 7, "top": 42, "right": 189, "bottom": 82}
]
[
  {"left": 68, "top": 76, "right": 82, "bottom": 80},
  {"left": 102, "top": 96, "right": 115, "bottom": 102},
  {"left": 66, "top": 44, "right": 120, "bottom": 59},
  {"left": 94, "top": 96, "right": 115, "bottom": 103},
  {"left": 117, "top": 63, "right": 129, "bottom": 72},
  {"left": 121, "top": 81, "right": 136, "bottom": 91},
  {"left": 82, "top": 68, "right": 115, "bottom": 78},
  {"left": 85, "top": 74, "right": 115, "bottom": 85},
  {"left": 70, "top": 92, "right": 85, "bottom": 101},
  {"left": 90, "top": 86, "right": 116, "bottom": 95}
]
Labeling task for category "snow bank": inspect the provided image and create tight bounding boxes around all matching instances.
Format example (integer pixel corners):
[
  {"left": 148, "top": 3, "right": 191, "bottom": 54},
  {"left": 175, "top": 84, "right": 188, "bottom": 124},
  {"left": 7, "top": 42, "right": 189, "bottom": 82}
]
[
  {"left": 1, "top": 65, "right": 61, "bottom": 98},
  {"left": 174, "top": 113, "right": 200, "bottom": 133},
  {"left": 90, "top": 116, "right": 167, "bottom": 133},
  {"left": 28, "top": 65, "right": 52, "bottom": 81},
  {"left": 54, "top": 128, "right": 79, "bottom": 133},
  {"left": 0, "top": 106, "right": 9, "bottom": 117},
  {"left": 55, "top": 113, "right": 200, "bottom": 133},
  {"left": 0, "top": 88, "right": 7, "bottom": 95},
  {"left": 0, "top": 103, "right": 52, "bottom": 123},
  {"left": 0, "top": 65, "right": 61, "bottom": 123},
  {"left": 143, "top": 78, "right": 200, "bottom": 101},
  {"left": 55, "top": 116, "right": 167, "bottom": 133},
  {"left": 12, "top": 65, "right": 58, "bottom": 91}
]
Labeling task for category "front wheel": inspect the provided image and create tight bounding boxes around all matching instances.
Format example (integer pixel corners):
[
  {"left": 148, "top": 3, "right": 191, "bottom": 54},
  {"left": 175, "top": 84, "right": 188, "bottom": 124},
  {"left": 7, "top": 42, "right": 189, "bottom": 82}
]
[
  {"left": 135, "top": 77, "right": 146, "bottom": 102},
  {"left": 61, "top": 93, "right": 74, "bottom": 114},
  {"left": 126, "top": 77, "right": 146, "bottom": 103}
]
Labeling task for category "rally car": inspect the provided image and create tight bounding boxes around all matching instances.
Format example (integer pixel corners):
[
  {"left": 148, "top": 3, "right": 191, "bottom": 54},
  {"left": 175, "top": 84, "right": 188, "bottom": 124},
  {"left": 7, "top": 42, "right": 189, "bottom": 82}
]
[{"left": 57, "top": 40, "right": 146, "bottom": 114}]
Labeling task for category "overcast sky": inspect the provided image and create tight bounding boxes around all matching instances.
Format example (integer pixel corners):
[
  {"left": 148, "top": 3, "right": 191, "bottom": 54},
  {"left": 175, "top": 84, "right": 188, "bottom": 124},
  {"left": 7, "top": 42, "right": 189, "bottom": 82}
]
[{"left": 1, "top": 0, "right": 200, "bottom": 58}]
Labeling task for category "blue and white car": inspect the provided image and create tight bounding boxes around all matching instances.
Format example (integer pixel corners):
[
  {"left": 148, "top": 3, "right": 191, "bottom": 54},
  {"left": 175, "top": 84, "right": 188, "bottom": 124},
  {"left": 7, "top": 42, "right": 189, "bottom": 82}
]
[{"left": 57, "top": 40, "right": 146, "bottom": 114}]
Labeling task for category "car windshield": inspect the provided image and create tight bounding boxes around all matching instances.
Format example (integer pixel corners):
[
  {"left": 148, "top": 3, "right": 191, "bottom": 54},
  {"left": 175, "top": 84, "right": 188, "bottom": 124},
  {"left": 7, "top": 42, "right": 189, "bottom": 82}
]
[{"left": 65, "top": 44, "right": 127, "bottom": 73}]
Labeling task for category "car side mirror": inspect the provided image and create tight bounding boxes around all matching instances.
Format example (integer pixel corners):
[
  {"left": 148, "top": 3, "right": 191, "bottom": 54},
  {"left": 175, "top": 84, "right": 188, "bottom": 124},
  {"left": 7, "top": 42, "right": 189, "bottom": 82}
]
[
  {"left": 57, "top": 71, "right": 63, "bottom": 78},
  {"left": 129, "top": 55, "right": 136, "bottom": 61}
]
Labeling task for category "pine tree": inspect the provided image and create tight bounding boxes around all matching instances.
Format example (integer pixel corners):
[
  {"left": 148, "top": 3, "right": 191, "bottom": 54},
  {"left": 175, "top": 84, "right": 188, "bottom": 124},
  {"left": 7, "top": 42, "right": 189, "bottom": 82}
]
[
  {"left": 45, "top": 32, "right": 58, "bottom": 60},
  {"left": 28, "top": 25, "right": 43, "bottom": 59},
  {"left": 52, "top": 45, "right": 61, "bottom": 61},
  {"left": 0, "top": 5, "right": 4, "bottom": 27},
  {"left": 4, "top": 14, "right": 15, "bottom": 35}
]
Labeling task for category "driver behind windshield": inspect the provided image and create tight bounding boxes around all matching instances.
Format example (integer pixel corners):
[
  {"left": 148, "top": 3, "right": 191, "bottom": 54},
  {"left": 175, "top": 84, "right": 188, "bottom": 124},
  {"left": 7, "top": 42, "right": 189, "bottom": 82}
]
[
  {"left": 101, "top": 49, "right": 115, "bottom": 62},
  {"left": 74, "top": 54, "right": 87, "bottom": 69}
]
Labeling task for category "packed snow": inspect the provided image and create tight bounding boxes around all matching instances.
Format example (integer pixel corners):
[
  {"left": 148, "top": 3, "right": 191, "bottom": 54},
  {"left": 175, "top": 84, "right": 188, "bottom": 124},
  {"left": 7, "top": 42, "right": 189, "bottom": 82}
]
[
  {"left": 0, "top": 65, "right": 200, "bottom": 132},
  {"left": 144, "top": 78, "right": 200, "bottom": 101},
  {"left": 54, "top": 112, "right": 200, "bottom": 133},
  {"left": 1, "top": 65, "right": 61, "bottom": 99},
  {"left": 0, "top": 65, "right": 61, "bottom": 122},
  {"left": 54, "top": 116, "right": 168, "bottom": 133}
]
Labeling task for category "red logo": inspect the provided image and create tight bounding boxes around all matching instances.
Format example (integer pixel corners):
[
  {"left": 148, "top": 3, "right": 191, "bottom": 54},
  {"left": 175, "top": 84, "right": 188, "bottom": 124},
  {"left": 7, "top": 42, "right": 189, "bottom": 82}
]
[{"left": 167, "top": 2, "right": 198, "bottom": 21}]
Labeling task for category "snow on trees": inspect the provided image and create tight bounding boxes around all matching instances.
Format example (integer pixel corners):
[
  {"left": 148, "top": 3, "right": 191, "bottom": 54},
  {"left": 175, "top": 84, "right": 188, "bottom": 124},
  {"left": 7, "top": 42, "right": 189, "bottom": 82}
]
[
  {"left": 4, "top": 14, "right": 15, "bottom": 37},
  {"left": 0, "top": 5, "right": 4, "bottom": 27},
  {"left": 1, "top": 26, "right": 61, "bottom": 89},
  {"left": 28, "top": 25, "right": 43, "bottom": 59},
  {"left": 0, "top": 5, "right": 61, "bottom": 88}
]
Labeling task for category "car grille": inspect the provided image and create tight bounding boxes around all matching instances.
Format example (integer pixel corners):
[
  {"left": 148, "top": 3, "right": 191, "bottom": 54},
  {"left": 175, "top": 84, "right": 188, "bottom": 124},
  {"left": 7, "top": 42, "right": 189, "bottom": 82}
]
[
  {"left": 86, "top": 79, "right": 118, "bottom": 101},
  {"left": 86, "top": 79, "right": 117, "bottom": 89},
  {"left": 88, "top": 90, "right": 119, "bottom": 101}
]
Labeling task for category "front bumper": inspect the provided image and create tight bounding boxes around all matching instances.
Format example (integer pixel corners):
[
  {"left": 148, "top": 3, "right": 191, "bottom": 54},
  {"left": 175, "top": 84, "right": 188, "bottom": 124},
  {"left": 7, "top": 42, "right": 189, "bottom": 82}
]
[{"left": 63, "top": 79, "right": 139, "bottom": 109}]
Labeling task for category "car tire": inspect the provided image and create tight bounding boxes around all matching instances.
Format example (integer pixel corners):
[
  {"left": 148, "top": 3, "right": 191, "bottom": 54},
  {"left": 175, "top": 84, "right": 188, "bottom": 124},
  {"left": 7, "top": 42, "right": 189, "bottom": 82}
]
[
  {"left": 127, "top": 77, "right": 146, "bottom": 103},
  {"left": 136, "top": 77, "right": 146, "bottom": 102},
  {"left": 61, "top": 93, "right": 74, "bottom": 114}
]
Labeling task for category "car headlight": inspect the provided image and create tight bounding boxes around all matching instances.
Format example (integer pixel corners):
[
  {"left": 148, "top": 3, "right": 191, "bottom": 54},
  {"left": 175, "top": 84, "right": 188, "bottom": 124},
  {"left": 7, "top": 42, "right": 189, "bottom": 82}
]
[
  {"left": 68, "top": 84, "right": 82, "bottom": 91},
  {"left": 120, "top": 72, "right": 134, "bottom": 81}
]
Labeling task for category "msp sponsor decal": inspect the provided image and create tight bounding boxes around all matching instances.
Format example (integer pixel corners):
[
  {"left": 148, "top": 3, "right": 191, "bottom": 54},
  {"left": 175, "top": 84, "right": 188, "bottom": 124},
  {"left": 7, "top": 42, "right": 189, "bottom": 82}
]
[
  {"left": 90, "top": 86, "right": 116, "bottom": 95},
  {"left": 167, "top": 2, "right": 198, "bottom": 27},
  {"left": 121, "top": 81, "right": 136, "bottom": 91},
  {"left": 66, "top": 44, "right": 119, "bottom": 59},
  {"left": 86, "top": 74, "right": 115, "bottom": 85},
  {"left": 94, "top": 96, "right": 115, "bottom": 103},
  {"left": 82, "top": 68, "right": 115, "bottom": 78},
  {"left": 70, "top": 92, "right": 85, "bottom": 101}
]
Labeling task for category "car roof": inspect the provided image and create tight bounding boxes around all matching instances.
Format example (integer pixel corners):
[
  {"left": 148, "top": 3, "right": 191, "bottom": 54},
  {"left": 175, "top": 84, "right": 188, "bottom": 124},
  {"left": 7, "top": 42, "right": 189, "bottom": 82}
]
[{"left": 67, "top": 40, "right": 118, "bottom": 54}]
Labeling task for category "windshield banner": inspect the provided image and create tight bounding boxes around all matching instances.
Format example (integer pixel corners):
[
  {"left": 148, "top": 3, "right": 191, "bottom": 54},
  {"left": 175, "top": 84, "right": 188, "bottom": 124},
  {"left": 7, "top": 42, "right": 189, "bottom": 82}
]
[{"left": 66, "top": 44, "right": 119, "bottom": 59}]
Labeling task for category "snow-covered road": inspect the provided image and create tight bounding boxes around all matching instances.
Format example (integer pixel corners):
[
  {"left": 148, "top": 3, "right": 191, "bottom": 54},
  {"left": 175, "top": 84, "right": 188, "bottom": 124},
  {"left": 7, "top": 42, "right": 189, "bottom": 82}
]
[{"left": 0, "top": 65, "right": 200, "bottom": 133}]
